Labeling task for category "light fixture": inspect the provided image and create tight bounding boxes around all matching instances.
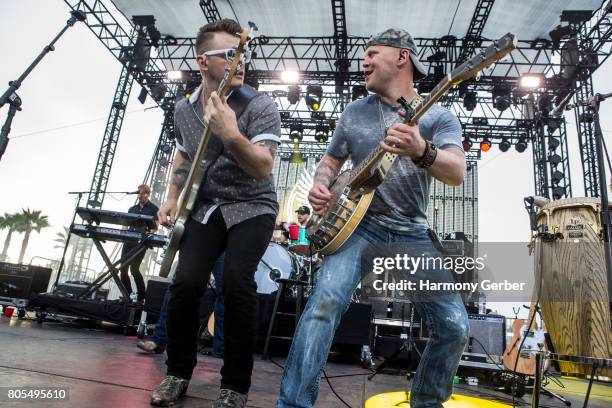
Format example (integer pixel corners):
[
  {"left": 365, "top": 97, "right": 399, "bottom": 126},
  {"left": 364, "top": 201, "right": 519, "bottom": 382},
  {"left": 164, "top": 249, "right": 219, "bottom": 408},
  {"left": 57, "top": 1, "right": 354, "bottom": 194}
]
[
  {"left": 515, "top": 136, "right": 528, "bottom": 153},
  {"left": 480, "top": 138, "right": 491, "bottom": 152},
  {"left": 315, "top": 125, "right": 329, "bottom": 143},
  {"left": 306, "top": 85, "right": 323, "bottom": 110},
  {"left": 352, "top": 85, "right": 368, "bottom": 101},
  {"left": 548, "top": 137, "right": 560, "bottom": 150},
  {"left": 473, "top": 117, "right": 488, "bottom": 126},
  {"left": 289, "top": 124, "right": 303, "bottom": 142},
  {"left": 551, "top": 170, "right": 565, "bottom": 184},
  {"left": 552, "top": 186, "right": 565, "bottom": 200},
  {"left": 167, "top": 70, "right": 183, "bottom": 80},
  {"left": 287, "top": 85, "right": 301, "bottom": 104},
  {"left": 549, "top": 153, "right": 562, "bottom": 166},
  {"left": 519, "top": 73, "right": 544, "bottom": 89},
  {"left": 281, "top": 70, "right": 299, "bottom": 83},
  {"left": 499, "top": 139, "right": 511, "bottom": 152},
  {"left": 462, "top": 137, "right": 473, "bottom": 151},
  {"left": 492, "top": 86, "right": 511, "bottom": 112},
  {"left": 463, "top": 91, "right": 477, "bottom": 111}
]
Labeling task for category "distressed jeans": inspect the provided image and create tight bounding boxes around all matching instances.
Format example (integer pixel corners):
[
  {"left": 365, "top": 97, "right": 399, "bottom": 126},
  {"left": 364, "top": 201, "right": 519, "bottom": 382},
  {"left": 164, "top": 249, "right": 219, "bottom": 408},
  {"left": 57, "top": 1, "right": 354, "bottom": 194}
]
[{"left": 276, "top": 220, "right": 469, "bottom": 408}]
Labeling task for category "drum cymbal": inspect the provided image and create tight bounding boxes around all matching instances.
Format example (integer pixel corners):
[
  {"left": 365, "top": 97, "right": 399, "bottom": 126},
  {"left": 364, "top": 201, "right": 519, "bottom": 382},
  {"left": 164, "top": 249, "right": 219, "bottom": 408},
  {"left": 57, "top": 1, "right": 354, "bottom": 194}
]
[{"left": 288, "top": 244, "right": 313, "bottom": 256}]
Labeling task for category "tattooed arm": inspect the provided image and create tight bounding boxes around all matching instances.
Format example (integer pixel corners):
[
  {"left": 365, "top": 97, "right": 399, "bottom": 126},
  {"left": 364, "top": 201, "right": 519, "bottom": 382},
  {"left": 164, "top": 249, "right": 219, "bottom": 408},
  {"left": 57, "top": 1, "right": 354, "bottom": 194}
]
[
  {"left": 158, "top": 152, "right": 192, "bottom": 227},
  {"left": 225, "top": 137, "right": 277, "bottom": 179},
  {"left": 308, "top": 154, "right": 345, "bottom": 215}
]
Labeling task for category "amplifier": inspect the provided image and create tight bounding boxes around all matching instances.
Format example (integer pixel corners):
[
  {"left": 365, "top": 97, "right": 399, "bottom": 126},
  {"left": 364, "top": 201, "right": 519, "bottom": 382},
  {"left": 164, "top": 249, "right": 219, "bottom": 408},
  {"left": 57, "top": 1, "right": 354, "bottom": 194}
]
[
  {"left": 0, "top": 262, "right": 52, "bottom": 300},
  {"left": 54, "top": 281, "right": 109, "bottom": 301},
  {"left": 460, "top": 313, "right": 506, "bottom": 369}
]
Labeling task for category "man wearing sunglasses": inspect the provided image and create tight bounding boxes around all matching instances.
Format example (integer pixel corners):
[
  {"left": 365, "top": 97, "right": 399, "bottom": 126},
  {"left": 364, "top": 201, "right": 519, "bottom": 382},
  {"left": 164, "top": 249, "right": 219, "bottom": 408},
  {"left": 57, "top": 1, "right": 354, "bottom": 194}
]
[{"left": 152, "top": 19, "right": 281, "bottom": 408}]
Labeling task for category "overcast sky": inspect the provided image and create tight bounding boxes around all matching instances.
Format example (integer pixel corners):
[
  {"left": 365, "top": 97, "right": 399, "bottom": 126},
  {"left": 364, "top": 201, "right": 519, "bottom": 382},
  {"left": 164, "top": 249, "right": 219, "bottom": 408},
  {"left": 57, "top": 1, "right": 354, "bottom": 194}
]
[{"left": 1, "top": 0, "right": 611, "bottom": 316}]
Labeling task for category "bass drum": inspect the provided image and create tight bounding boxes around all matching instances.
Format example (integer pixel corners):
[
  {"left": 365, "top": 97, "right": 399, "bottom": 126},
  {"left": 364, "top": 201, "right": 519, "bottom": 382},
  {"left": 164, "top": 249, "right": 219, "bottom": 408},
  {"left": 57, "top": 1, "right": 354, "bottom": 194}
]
[{"left": 255, "top": 243, "right": 298, "bottom": 294}]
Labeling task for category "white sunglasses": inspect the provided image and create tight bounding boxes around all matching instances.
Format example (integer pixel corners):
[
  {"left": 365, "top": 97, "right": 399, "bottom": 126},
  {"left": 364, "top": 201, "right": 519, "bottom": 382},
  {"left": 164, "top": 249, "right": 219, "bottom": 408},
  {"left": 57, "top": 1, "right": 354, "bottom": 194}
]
[{"left": 202, "top": 48, "right": 252, "bottom": 63}]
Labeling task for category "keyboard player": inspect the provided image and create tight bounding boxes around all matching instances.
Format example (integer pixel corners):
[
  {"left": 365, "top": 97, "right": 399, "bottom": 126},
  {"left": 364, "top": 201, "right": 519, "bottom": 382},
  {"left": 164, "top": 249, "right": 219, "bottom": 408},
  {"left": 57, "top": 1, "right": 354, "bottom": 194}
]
[{"left": 120, "top": 184, "right": 159, "bottom": 302}]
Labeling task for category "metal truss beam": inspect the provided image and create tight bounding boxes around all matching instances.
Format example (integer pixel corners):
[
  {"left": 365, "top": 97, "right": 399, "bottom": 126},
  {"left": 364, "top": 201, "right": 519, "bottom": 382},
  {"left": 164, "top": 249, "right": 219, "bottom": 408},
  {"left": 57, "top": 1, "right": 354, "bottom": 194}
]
[
  {"left": 87, "top": 64, "right": 133, "bottom": 208},
  {"left": 571, "top": 0, "right": 612, "bottom": 196},
  {"left": 331, "top": 0, "right": 350, "bottom": 109},
  {"left": 456, "top": 0, "right": 495, "bottom": 64},
  {"left": 200, "top": 0, "right": 222, "bottom": 23}
]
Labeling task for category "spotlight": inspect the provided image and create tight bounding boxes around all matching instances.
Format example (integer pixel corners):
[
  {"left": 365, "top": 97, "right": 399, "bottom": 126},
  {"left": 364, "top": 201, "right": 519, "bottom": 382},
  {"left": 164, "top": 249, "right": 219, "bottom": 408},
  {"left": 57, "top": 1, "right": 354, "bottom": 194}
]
[
  {"left": 167, "top": 70, "right": 183, "bottom": 80},
  {"left": 289, "top": 124, "right": 303, "bottom": 142},
  {"left": 548, "top": 137, "right": 561, "bottom": 150},
  {"left": 280, "top": 111, "right": 290, "bottom": 120},
  {"left": 462, "top": 137, "right": 473, "bottom": 151},
  {"left": 480, "top": 138, "right": 492, "bottom": 152},
  {"left": 473, "top": 117, "right": 488, "bottom": 126},
  {"left": 580, "top": 112, "right": 594, "bottom": 123},
  {"left": 538, "top": 94, "right": 552, "bottom": 115},
  {"left": 549, "top": 25, "right": 575, "bottom": 45},
  {"left": 547, "top": 117, "right": 561, "bottom": 133},
  {"left": 352, "top": 85, "right": 368, "bottom": 101},
  {"left": 515, "top": 136, "right": 528, "bottom": 153},
  {"left": 281, "top": 70, "right": 299, "bottom": 83},
  {"left": 519, "top": 73, "right": 544, "bottom": 89},
  {"left": 306, "top": 85, "right": 323, "bottom": 111},
  {"left": 315, "top": 125, "right": 329, "bottom": 143},
  {"left": 551, "top": 170, "right": 564, "bottom": 184},
  {"left": 552, "top": 186, "right": 565, "bottom": 199},
  {"left": 549, "top": 153, "right": 562, "bottom": 166},
  {"left": 499, "top": 139, "right": 511, "bottom": 152},
  {"left": 287, "top": 85, "right": 301, "bottom": 104},
  {"left": 492, "top": 86, "right": 511, "bottom": 112},
  {"left": 463, "top": 91, "right": 477, "bottom": 111},
  {"left": 311, "top": 111, "right": 326, "bottom": 120}
]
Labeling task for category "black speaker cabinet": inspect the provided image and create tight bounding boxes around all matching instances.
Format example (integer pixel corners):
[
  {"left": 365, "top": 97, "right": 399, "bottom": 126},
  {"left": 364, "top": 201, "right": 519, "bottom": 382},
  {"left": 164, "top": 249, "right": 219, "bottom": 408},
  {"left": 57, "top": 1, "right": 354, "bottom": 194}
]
[{"left": 0, "top": 262, "right": 52, "bottom": 300}]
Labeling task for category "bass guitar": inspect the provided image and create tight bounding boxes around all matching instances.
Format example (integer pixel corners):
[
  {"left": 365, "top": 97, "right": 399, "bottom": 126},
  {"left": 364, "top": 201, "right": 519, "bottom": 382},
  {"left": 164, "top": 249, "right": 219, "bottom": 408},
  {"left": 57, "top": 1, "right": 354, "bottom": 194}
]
[{"left": 159, "top": 23, "right": 257, "bottom": 277}]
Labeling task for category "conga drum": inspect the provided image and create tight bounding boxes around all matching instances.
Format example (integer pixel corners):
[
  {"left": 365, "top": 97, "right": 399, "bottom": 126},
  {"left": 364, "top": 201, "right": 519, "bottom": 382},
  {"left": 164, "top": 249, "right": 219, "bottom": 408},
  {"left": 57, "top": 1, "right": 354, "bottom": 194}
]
[{"left": 535, "top": 197, "right": 612, "bottom": 379}]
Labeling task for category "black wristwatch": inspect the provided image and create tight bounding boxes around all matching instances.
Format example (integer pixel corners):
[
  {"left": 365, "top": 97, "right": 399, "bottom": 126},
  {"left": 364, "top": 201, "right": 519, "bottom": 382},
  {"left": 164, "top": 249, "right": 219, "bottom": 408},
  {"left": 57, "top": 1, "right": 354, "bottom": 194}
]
[{"left": 413, "top": 140, "right": 437, "bottom": 168}]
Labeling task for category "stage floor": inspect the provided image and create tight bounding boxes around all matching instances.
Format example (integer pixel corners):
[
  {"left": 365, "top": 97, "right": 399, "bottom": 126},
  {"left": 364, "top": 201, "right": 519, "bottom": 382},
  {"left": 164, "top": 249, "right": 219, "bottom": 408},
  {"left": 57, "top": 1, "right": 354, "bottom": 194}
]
[{"left": 0, "top": 315, "right": 610, "bottom": 407}]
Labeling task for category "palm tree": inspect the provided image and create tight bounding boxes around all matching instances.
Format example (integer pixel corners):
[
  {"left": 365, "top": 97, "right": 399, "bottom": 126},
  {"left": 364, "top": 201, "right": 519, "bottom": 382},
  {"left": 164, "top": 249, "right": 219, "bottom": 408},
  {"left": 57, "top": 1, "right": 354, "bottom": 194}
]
[
  {"left": 53, "top": 226, "right": 71, "bottom": 250},
  {"left": 0, "top": 213, "right": 20, "bottom": 262},
  {"left": 16, "top": 208, "right": 50, "bottom": 264}
]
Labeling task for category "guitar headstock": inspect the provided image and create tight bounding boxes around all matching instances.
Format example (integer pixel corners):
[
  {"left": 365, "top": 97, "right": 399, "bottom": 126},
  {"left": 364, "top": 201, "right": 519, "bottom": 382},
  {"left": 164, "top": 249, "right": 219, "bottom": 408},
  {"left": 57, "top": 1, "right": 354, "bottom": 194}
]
[{"left": 449, "top": 33, "right": 517, "bottom": 86}]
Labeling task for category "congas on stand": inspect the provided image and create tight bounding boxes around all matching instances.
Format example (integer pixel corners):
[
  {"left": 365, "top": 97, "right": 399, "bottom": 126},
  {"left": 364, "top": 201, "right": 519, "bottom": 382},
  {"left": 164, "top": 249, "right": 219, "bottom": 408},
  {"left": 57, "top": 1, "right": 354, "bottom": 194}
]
[{"left": 535, "top": 197, "right": 612, "bottom": 379}]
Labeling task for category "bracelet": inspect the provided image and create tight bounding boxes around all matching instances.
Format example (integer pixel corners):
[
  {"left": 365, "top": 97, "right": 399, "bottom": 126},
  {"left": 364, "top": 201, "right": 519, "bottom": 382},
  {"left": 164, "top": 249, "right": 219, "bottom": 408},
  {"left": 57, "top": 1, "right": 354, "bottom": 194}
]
[{"left": 413, "top": 140, "right": 437, "bottom": 168}]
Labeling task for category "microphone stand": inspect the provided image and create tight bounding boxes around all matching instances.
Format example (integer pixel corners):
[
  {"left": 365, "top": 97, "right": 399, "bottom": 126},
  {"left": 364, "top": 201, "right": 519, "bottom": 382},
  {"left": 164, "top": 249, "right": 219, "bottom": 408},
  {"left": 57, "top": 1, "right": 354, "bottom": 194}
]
[
  {"left": 587, "top": 92, "right": 612, "bottom": 323},
  {"left": 0, "top": 10, "right": 86, "bottom": 161}
]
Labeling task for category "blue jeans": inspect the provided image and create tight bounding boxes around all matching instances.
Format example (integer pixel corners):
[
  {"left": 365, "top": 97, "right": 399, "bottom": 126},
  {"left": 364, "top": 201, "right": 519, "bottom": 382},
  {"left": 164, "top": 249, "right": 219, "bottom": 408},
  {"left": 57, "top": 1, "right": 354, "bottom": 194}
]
[
  {"left": 151, "top": 254, "right": 226, "bottom": 351},
  {"left": 276, "top": 220, "right": 469, "bottom": 408}
]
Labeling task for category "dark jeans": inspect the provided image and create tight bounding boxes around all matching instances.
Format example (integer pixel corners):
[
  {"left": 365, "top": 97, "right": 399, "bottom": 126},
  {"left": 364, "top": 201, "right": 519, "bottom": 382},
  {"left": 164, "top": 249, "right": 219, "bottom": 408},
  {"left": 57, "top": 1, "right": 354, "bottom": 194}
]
[
  {"left": 151, "top": 254, "right": 226, "bottom": 352},
  {"left": 166, "top": 210, "right": 274, "bottom": 394},
  {"left": 120, "top": 244, "right": 147, "bottom": 301}
]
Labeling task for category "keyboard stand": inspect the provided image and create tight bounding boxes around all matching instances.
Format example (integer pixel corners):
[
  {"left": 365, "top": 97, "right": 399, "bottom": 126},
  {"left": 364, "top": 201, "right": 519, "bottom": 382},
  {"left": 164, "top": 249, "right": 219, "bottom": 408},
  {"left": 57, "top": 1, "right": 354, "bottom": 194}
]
[{"left": 78, "top": 234, "right": 151, "bottom": 302}]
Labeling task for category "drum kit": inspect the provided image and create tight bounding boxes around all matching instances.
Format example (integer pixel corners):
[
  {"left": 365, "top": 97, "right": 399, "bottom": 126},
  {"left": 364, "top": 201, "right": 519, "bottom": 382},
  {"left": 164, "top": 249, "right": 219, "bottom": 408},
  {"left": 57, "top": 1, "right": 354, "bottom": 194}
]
[{"left": 254, "top": 225, "right": 321, "bottom": 296}]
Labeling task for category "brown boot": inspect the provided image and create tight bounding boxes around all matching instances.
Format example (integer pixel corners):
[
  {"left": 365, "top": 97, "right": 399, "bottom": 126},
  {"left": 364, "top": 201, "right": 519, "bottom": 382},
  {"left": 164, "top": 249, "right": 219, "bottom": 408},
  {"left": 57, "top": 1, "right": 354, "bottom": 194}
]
[
  {"left": 150, "top": 375, "right": 189, "bottom": 406},
  {"left": 137, "top": 340, "right": 165, "bottom": 354}
]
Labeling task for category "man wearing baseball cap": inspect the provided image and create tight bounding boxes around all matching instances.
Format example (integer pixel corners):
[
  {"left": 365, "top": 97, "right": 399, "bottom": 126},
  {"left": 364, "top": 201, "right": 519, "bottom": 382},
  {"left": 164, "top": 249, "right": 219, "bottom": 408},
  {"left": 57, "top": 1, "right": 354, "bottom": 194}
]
[
  {"left": 277, "top": 29, "right": 468, "bottom": 408},
  {"left": 294, "top": 205, "right": 311, "bottom": 227}
]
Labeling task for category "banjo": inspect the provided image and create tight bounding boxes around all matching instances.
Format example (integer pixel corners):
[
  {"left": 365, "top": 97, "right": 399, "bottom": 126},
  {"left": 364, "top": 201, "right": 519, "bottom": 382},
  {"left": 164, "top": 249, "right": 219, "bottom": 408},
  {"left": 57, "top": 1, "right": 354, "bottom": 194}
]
[
  {"left": 308, "top": 33, "right": 517, "bottom": 255},
  {"left": 158, "top": 23, "right": 257, "bottom": 277}
]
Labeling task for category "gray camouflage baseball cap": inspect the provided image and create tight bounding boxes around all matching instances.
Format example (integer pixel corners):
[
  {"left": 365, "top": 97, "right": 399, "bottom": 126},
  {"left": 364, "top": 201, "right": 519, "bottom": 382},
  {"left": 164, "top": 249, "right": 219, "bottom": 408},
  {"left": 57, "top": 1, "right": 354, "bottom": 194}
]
[{"left": 366, "top": 29, "right": 428, "bottom": 80}]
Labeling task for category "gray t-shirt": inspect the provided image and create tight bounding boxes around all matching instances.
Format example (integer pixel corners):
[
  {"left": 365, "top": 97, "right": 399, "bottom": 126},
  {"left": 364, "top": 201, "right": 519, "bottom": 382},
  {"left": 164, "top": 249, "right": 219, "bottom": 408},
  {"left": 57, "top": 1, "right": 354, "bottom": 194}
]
[{"left": 327, "top": 94, "right": 462, "bottom": 232}]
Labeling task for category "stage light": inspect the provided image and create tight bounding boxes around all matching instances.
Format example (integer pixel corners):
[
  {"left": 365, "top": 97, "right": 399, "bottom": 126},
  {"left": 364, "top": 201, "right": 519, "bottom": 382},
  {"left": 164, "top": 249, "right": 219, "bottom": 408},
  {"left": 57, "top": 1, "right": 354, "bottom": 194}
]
[
  {"left": 289, "top": 124, "right": 303, "bottom": 142},
  {"left": 315, "top": 125, "right": 329, "bottom": 143},
  {"left": 306, "top": 85, "right": 323, "bottom": 110},
  {"left": 352, "top": 85, "right": 368, "bottom": 101},
  {"left": 480, "top": 138, "right": 491, "bottom": 152},
  {"left": 472, "top": 117, "right": 488, "bottom": 126},
  {"left": 552, "top": 186, "right": 565, "bottom": 199},
  {"left": 515, "top": 137, "right": 528, "bottom": 153},
  {"left": 287, "top": 85, "right": 301, "bottom": 104},
  {"left": 580, "top": 111, "right": 594, "bottom": 123},
  {"left": 492, "top": 86, "right": 511, "bottom": 112},
  {"left": 280, "top": 111, "right": 290, "bottom": 120},
  {"left": 463, "top": 91, "right": 477, "bottom": 111},
  {"left": 547, "top": 117, "right": 561, "bottom": 133},
  {"left": 311, "top": 111, "right": 326, "bottom": 120},
  {"left": 281, "top": 70, "right": 299, "bottom": 83},
  {"left": 549, "top": 25, "right": 574, "bottom": 45},
  {"left": 549, "top": 153, "right": 562, "bottom": 166},
  {"left": 499, "top": 139, "right": 511, "bottom": 152},
  {"left": 538, "top": 94, "right": 552, "bottom": 115},
  {"left": 167, "top": 70, "right": 183, "bottom": 80},
  {"left": 462, "top": 137, "right": 473, "bottom": 151},
  {"left": 551, "top": 170, "right": 565, "bottom": 184},
  {"left": 519, "top": 73, "right": 544, "bottom": 89},
  {"left": 548, "top": 137, "right": 561, "bottom": 150}
]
